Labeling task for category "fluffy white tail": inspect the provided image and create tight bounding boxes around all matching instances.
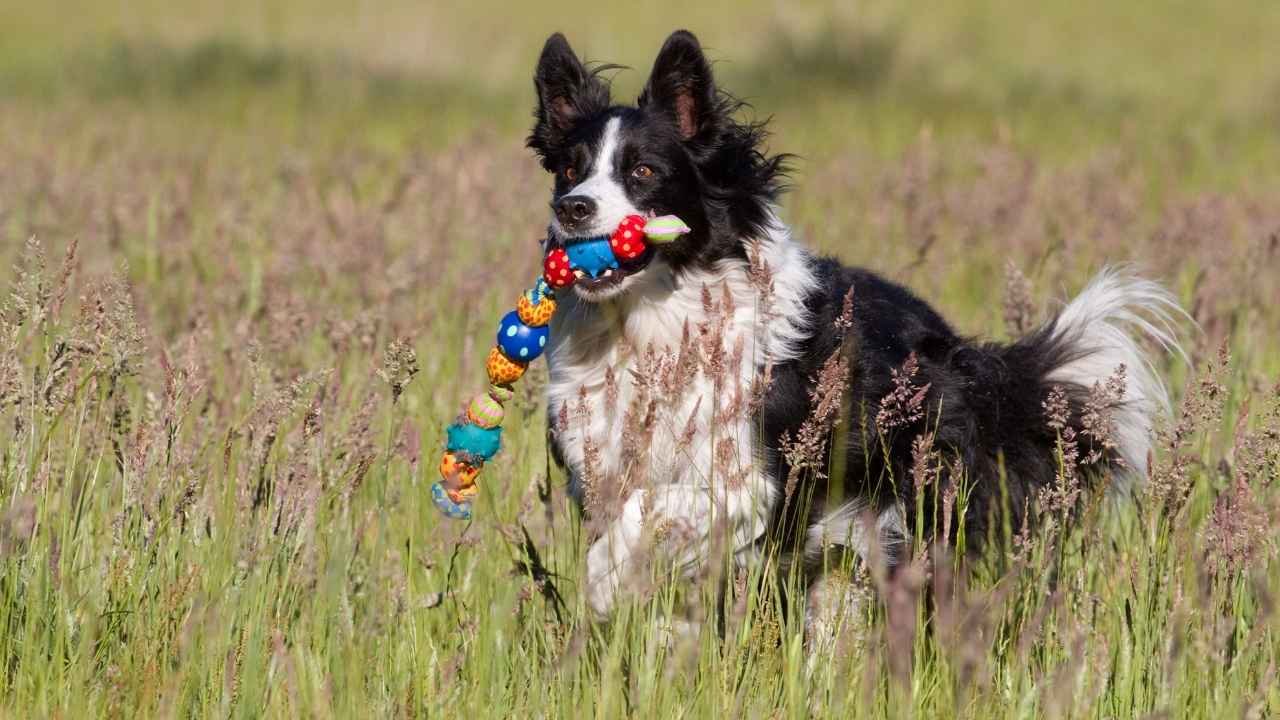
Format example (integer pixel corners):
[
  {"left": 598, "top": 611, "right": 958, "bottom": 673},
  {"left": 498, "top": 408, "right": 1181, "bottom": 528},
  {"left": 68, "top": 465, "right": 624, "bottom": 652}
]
[{"left": 1044, "top": 267, "right": 1188, "bottom": 486}]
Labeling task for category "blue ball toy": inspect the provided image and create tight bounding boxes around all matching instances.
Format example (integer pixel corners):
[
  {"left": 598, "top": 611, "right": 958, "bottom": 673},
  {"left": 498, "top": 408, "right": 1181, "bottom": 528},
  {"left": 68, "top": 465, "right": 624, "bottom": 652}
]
[
  {"left": 496, "top": 310, "right": 549, "bottom": 362},
  {"left": 565, "top": 238, "right": 618, "bottom": 279},
  {"left": 431, "top": 481, "right": 473, "bottom": 520}
]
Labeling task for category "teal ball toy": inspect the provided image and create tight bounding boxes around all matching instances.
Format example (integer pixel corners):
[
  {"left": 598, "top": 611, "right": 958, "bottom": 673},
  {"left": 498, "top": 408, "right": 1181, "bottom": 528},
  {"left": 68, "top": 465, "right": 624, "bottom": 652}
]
[
  {"left": 446, "top": 422, "right": 502, "bottom": 461},
  {"left": 496, "top": 310, "right": 549, "bottom": 362}
]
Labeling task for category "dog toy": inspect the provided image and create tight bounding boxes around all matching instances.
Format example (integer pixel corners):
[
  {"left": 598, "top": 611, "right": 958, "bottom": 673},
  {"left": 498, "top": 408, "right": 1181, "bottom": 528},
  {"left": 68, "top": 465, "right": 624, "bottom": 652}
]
[{"left": 431, "top": 214, "right": 690, "bottom": 519}]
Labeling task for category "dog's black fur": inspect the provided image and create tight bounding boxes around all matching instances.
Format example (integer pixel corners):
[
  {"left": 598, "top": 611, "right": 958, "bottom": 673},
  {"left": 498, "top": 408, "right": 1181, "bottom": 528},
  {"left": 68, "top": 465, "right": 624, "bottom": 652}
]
[{"left": 763, "top": 261, "right": 1099, "bottom": 558}]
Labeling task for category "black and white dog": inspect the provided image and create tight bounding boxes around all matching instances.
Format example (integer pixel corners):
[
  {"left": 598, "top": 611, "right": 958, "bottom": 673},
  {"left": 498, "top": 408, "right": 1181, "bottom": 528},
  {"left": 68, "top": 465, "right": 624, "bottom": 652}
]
[{"left": 530, "top": 30, "right": 1182, "bottom": 628}]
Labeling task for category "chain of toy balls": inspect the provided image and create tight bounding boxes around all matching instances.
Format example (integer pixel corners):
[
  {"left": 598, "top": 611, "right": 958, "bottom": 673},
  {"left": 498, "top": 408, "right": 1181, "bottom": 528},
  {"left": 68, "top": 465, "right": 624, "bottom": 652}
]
[{"left": 432, "top": 213, "right": 691, "bottom": 519}]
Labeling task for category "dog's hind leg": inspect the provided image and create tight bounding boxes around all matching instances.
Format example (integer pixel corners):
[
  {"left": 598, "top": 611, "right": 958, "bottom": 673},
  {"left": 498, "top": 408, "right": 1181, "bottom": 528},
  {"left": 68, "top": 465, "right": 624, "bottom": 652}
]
[
  {"left": 804, "top": 565, "right": 872, "bottom": 673},
  {"left": 802, "top": 503, "right": 907, "bottom": 671}
]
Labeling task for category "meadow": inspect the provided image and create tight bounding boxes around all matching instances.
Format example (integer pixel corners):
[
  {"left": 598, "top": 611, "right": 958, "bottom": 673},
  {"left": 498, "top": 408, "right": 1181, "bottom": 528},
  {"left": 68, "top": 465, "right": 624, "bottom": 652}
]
[{"left": 1, "top": 1, "right": 1279, "bottom": 717}]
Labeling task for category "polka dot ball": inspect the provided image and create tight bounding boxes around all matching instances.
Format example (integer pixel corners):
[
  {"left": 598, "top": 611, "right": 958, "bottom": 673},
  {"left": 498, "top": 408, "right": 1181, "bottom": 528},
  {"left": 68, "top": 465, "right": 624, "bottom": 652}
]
[
  {"left": 609, "top": 214, "right": 649, "bottom": 261},
  {"left": 517, "top": 291, "right": 557, "bottom": 327},
  {"left": 496, "top": 310, "right": 549, "bottom": 362},
  {"left": 543, "top": 247, "right": 575, "bottom": 288},
  {"left": 485, "top": 346, "right": 527, "bottom": 385}
]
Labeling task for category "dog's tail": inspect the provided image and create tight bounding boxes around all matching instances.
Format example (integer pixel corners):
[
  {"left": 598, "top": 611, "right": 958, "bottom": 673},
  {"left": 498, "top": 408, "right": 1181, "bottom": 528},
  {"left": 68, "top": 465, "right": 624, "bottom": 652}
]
[
  {"left": 815, "top": 267, "right": 1187, "bottom": 561},
  {"left": 864, "top": 267, "right": 1187, "bottom": 556},
  {"left": 996, "top": 267, "right": 1187, "bottom": 492}
]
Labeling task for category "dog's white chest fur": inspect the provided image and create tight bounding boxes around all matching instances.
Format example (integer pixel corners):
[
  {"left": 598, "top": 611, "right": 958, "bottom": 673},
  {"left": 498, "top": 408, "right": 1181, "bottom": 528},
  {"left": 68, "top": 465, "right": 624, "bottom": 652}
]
[{"left": 545, "top": 223, "right": 816, "bottom": 616}]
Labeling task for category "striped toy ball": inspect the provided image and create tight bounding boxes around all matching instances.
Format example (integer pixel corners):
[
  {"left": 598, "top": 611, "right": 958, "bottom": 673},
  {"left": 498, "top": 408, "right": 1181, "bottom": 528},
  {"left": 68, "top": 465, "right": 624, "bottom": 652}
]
[
  {"left": 467, "top": 392, "right": 505, "bottom": 428},
  {"left": 643, "top": 215, "right": 691, "bottom": 243}
]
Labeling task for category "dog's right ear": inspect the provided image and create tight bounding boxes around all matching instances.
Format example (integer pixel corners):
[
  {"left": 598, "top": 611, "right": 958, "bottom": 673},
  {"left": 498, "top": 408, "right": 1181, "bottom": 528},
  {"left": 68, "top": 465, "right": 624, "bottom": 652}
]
[
  {"left": 639, "top": 30, "right": 719, "bottom": 145},
  {"left": 528, "top": 33, "right": 610, "bottom": 169}
]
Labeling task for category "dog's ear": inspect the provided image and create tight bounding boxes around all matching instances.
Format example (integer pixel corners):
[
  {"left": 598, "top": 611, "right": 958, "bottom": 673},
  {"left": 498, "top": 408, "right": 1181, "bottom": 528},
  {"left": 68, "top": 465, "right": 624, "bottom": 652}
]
[
  {"left": 639, "top": 30, "right": 718, "bottom": 143},
  {"left": 528, "top": 33, "right": 610, "bottom": 168}
]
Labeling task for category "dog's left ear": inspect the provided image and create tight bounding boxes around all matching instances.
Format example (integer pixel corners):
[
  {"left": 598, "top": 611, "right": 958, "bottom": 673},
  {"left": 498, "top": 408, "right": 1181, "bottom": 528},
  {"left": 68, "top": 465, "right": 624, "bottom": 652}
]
[{"left": 639, "top": 30, "right": 719, "bottom": 144}]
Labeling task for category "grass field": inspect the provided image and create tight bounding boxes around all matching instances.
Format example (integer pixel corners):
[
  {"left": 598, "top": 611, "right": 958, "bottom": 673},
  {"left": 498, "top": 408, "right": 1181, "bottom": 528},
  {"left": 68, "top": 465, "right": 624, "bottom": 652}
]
[{"left": 2, "top": 1, "right": 1279, "bottom": 717}]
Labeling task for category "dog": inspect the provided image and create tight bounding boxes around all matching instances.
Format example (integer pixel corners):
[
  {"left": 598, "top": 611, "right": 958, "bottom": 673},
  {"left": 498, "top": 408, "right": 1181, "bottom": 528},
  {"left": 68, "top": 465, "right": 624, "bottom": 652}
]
[{"left": 528, "top": 30, "right": 1184, "bottom": 634}]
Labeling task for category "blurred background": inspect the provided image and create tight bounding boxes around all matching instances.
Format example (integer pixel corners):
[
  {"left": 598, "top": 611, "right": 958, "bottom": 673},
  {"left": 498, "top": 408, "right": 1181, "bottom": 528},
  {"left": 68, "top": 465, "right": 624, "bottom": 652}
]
[
  {"left": 3, "top": 0, "right": 1278, "bottom": 167},
  {"left": 3, "top": 1, "right": 1278, "bottom": 329}
]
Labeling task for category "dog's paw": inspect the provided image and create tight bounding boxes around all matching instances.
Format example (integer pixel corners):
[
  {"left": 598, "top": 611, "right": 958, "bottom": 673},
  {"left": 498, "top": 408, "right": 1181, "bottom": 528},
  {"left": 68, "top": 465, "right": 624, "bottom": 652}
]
[{"left": 584, "top": 536, "right": 623, "bottom": 619}]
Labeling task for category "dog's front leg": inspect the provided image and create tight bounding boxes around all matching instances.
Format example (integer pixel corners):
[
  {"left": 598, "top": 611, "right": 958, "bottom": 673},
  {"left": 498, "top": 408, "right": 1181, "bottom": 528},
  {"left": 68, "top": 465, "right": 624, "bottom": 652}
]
[
  {"left": 584, "top": 488, "right": 648, "bottom": 619},
  {"left": 584, "top": 477, "right": 772, "bottom": 619}
]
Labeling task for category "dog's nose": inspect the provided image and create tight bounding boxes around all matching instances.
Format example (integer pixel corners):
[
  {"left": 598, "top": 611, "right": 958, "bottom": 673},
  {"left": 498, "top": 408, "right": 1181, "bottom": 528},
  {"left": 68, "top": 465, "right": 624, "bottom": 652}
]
[{"left": 553, "top": 195, "right": 597, "bottom": 229}]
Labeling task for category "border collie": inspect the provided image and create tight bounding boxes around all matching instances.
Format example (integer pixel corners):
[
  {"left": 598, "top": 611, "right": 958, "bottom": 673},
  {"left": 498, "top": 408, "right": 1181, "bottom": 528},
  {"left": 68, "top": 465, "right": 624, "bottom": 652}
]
[{"left": 529, "top": 30, "right": 1183, "bottom": 634}]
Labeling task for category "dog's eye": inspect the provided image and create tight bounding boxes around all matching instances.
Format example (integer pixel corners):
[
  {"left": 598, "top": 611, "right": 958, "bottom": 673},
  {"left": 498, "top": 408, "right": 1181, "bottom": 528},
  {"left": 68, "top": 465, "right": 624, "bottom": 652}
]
[
  {"left": 564, "top": 166, "right": 577, "bottom": 182},
  {"left": 631, "top": 164, "right": 654, "bottom": 179}
]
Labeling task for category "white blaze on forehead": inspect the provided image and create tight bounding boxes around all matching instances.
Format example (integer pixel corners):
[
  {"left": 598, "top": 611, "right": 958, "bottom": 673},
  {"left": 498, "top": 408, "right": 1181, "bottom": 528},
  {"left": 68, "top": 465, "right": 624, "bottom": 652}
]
[
  {"left": 587, "top": 116, "right": 621, "bottom": 182},
  {"left": 559, "top": 116, "right": 638, "bottom": 237}
]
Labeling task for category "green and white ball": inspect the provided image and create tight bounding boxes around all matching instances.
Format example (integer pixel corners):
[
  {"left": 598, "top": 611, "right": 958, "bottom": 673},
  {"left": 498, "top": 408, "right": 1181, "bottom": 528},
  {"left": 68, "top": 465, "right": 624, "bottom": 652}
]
[
  {"left": 467, "top": 393, "right": 505, "bottom": 429},
  {"left": 643, "top": 215, "right": 692, "bottom": 244}
]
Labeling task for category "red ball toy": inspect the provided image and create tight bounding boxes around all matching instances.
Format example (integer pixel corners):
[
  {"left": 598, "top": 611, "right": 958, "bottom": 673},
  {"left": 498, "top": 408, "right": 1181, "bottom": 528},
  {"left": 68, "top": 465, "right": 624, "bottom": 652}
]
[
  {"left": 543, "top": 247, "right": 575, "bottom": 288},
  {"left": 609, "top": 214, "right": 649, "bottom": 261}
]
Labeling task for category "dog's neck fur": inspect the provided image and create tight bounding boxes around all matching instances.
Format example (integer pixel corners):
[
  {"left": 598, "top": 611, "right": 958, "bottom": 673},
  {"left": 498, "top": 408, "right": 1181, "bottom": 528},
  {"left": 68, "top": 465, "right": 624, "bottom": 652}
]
[
  {"left": 546, "top": 214, "right": 816, "bottom": 481},
  {"left": 545, "top": 214, "right": 817, "bottom": 616}
]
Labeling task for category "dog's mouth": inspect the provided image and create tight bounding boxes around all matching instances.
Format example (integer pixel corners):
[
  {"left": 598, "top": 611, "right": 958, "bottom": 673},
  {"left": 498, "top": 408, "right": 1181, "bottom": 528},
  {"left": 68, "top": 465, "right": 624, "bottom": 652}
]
[
  {"left": 559, "top": 234, "right": 656, "bottom": 296},
  {"left": 546, "top": 212, "right": 689, "bottom": 301}
]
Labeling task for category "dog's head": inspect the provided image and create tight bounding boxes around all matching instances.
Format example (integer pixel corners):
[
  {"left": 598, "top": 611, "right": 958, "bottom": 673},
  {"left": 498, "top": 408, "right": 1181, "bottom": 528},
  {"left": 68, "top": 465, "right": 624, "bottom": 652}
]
[{"left": 528, "top": 30, "right": 787, "bottom": 302}]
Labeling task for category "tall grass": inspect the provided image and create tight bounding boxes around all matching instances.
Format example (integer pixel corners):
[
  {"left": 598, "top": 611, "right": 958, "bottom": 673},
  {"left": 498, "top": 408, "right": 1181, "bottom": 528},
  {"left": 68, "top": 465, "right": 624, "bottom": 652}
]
[{"left": 1, "top": 2, "right": 1279, "bottom": 717}]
